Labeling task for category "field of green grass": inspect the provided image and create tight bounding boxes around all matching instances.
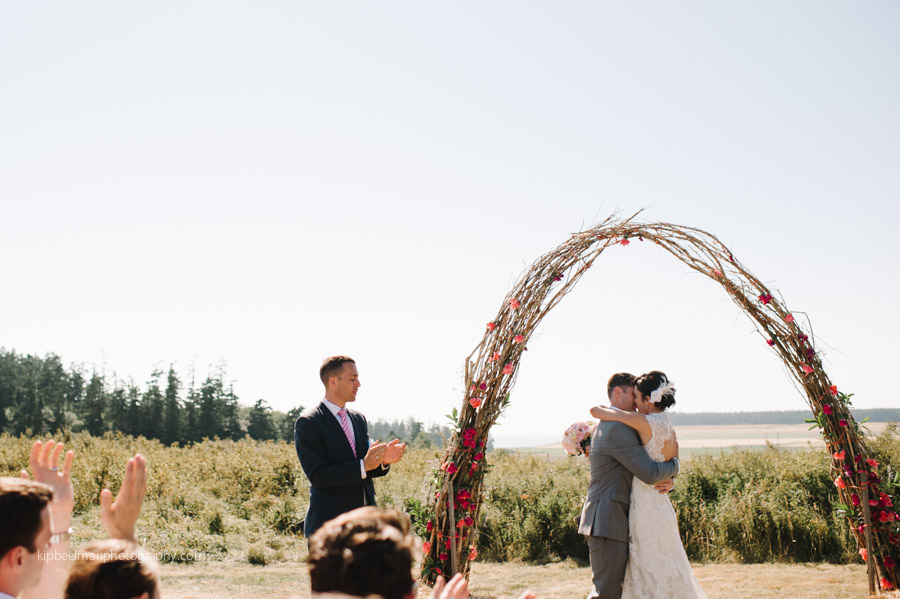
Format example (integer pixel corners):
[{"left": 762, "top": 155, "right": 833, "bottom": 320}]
[{"left": 0, "top": 424, "right": 897, "bottom": 570}]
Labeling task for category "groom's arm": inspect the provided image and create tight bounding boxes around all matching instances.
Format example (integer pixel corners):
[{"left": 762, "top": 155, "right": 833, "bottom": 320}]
[{"left": 606, "top": 423, "right": 678, "bottom": 485}]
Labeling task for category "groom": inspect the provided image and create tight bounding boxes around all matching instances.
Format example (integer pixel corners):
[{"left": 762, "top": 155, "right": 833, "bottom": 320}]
[{"left": 578, "top": 372, "right": 680, "bottom": 599}]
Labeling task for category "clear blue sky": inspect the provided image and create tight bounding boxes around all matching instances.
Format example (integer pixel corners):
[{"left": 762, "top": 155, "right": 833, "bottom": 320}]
[{"left": 2, "top": 2, "right": 898, "bottom": 441}]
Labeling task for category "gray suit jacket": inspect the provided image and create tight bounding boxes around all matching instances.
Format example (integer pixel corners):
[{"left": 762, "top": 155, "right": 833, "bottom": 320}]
[{"left": 578, "top": 420, "right": 678, "bottom": 543}]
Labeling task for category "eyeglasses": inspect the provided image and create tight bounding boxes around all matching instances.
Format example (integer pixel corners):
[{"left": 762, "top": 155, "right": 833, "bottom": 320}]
[{"left": 28, "top": 528, "right": 73, "bottom": 555}]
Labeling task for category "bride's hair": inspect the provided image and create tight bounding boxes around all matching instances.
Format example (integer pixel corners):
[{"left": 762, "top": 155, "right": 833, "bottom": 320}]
[{"left": 635, "top": 371, "right": 676, "bottom": 411}]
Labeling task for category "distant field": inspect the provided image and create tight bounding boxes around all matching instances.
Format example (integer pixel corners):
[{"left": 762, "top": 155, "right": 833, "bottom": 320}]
[{"left": 510, "top": 422, "right": 891, "bottom": 458}]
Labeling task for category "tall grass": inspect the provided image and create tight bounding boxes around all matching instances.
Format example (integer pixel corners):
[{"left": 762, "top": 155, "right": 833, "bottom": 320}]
[{"left": 1, "top": 426, "right": 896, "bottom": 565}]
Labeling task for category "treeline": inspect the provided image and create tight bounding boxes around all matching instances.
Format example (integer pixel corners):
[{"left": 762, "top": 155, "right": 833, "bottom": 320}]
[
  {"left": 667, "top": 408, "right": 898, "bottom": 426},
  {"left": 0, "top": 349, "right": 450, "bottom": 447},
  {"left": 369, "top": 418, "right": 457, "bottom": 449}
]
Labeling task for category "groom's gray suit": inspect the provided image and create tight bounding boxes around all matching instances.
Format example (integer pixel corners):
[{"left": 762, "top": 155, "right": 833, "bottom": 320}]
[{"left": 578, "top": 421, "right": 679, "bottom": 599}]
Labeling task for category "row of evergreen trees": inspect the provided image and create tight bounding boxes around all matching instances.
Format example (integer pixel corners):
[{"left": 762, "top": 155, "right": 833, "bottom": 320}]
[
  {"left": 0, "top": 349, "right": 452, "bottom": 447},
  {"left": 0, "top": 349, "right": 301, "bottom": 443}
]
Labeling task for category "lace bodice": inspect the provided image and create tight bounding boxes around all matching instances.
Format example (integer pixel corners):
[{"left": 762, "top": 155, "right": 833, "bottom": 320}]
[{"left": 643, "top": 412, "right": 674, "bottom": 462}]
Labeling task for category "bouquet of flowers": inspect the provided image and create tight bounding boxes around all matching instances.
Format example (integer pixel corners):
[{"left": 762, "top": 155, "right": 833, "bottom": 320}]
[{"left": 562, "top": 421, "right": 593, "bottom": 457}]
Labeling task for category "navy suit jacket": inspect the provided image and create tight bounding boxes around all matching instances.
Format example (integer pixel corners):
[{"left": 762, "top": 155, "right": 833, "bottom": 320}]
[{"left": 294, "top": 401, "right": 389, "bottom": 537}]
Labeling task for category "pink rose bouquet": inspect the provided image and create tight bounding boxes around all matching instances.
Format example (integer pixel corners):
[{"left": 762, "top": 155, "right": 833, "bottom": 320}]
[{"left": 562, "top": 421, "right": 593, "bottom": 457}]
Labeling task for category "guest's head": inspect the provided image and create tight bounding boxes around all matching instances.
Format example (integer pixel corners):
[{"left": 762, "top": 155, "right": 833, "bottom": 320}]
[
  {"left": 607, "top": 372, "right": 637, "bottom": 410},
  {"left": 308, "top": 507, "right": 417, "bottom": 599},
  {"left": 320, "top": 356, "right": 360, "bottom": 406},
  {"left": 0, "top": 477, "right": 54, "bottom": 597},
  {"left": 314, "top": 594, "right": 384, "bottom": 599},
  {"left": 634, "top": 371, "right": 676, "bottom": 412},
  {"left": 65, "top": 539, "right": 159, "bottom": 599}
]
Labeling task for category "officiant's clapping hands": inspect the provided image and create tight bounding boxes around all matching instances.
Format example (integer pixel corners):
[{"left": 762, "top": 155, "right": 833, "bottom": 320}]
[{"left": 382, "top": 438, "right": 406, "bottom": 465}]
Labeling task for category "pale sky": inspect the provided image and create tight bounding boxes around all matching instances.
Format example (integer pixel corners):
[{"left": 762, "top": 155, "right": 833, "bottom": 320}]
[{"left": 2, "top": 2, "right": 898, "bottom": 443}]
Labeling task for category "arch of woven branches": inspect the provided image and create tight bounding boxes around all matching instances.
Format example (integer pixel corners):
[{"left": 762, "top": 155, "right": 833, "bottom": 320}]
[{"left": 420, "top": 213, "right": 898, "bottom": 594}]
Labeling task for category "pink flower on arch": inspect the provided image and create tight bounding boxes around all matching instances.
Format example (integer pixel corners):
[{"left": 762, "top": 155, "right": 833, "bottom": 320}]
[
  {"left": 823, "top": 404, "right": 833, "bottom": 415},
  {"left": 422, "top": 541, "right": 431, "bottom": 553},
  {"left": 767, "top": 339, "right": 775, "bottom": 347},
  {"left": 620, "top": 238, "right": 630, "bottom": 246},
  {"left": 829, "top": 385, "right": 838, "bottom": 395},
  {"left": 513, "top": 334, "right": 525, "bottom": 344},
  {"left": 486, "top": 322, "right": 496, "bottom": 331},
  {"left": 447, "top": 463, "right": 458, "bottom": 474},
  {"left": 833, "top": 450, "right": 845, "bottom": 460},
  {"left": 503, "top": 363, "right": 514, "bottom": 375},
  {"left": 488, "top": 352, "right": 500, "bottom": 363},
  {"left": 801, "top": 364, "right": 814, "bottom": 375},
  {"left": 834, "top": 476, "right": 846, "bottom": 489},
  {"left": 509, "top": 298, "right": 520, "bottom": 310},
  {"left": 469, "top": 397, "right": 482, "bottom": 409},
  {"left": 839, "top": 419, "right": 848, "bottom": 427},
  {"left": 712, "top": 269, "right": 723, "bottom": 277},
  {"left": 867, "top": 458, "right": 880, "bottom": 469},
  {"left": 479, "top": 382, "right": 487, "bottom": 390},
  {"left": 785, "top": 314, "right": 795, "bottom": 323},
  {"left": 759, "top": 294, "right": 773, "bottom": 305}
]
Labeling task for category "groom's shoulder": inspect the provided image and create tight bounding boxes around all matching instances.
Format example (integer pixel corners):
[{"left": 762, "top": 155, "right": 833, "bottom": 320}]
[{"left": 599, "top": 421, "right": 639, "bottom": 443}]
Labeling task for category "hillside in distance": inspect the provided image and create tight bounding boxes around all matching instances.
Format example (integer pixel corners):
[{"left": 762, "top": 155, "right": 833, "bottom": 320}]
[{"left": 666, "top": 408, "right": 898, "bottom": 426}]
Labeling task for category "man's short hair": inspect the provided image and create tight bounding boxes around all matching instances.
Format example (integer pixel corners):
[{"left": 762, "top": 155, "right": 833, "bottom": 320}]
[
  {"left": 607, "top": 372, "right": 636, "bottom": 399},
  {"left": 308, "top": 507, "right": 416, "bottom": 599},
  {"left": 319, "top": 356, "right": 356, "bottom": 386},
  {"left": 0, "top": 477, "right": 53, "bottom": 560},
  {"left": 65, "top": 539, "right": 158, "bottom": 599}
]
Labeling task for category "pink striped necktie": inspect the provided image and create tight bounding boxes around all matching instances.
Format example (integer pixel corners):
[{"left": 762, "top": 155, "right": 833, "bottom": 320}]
[{"left": 337, "top": 408, "right": 356, "bottom": 457}]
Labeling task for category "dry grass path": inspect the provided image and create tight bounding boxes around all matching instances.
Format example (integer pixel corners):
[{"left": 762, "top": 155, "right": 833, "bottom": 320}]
[{"left": 160, "top": 561, "right": 895, "bottom": 599}]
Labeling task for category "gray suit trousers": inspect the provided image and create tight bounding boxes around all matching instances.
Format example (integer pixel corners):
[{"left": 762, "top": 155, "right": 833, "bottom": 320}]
[{"left": 586, "top": 535, "right": 628, "bottom": 599}]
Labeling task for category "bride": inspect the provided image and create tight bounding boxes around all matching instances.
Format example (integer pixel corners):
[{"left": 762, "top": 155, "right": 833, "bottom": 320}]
[{"left": 590, "top": 371, "right": 707, "bottom": 599}]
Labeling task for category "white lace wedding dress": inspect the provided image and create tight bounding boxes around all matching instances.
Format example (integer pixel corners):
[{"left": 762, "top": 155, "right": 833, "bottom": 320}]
[{"left": 621, "top": 412, "right": 707, "bottom": 599}]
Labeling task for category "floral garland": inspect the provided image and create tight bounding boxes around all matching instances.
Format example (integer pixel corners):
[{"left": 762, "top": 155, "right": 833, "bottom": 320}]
[{"left": 422, "top": 211, "right": 898, "bottom": 593}]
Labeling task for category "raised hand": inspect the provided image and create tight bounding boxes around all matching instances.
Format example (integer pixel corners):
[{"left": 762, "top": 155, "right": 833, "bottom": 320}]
[
  {"left": 100, "top": 454, "right": 147, "bottom": 542},
  {"left": 428, "top": 573, "right": 470, "bottom": 599},
  {"left": 363, "top": 441, "right": 388, "bottom": 471},
  {"left": 21, "top": 440, "right": 75, "bottom": 530},
  {"left": 382, "top": 438, "right": 406, "bottom": 465}
]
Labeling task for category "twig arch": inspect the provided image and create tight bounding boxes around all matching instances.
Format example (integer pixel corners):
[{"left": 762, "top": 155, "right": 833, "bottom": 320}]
[{"left": 421, "top": 212, "right": 897, "bottom": 594}]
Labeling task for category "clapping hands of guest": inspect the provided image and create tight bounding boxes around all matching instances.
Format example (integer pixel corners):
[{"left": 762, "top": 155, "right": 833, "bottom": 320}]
[
  {"left": 21, "top": 440, "right": 75, "bottom": 532},
  {"left": 100, "top": 454, "right": 147, "bottom": 542}
]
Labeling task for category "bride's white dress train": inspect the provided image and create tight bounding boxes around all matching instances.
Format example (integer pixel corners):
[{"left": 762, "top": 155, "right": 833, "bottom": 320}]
[{"left": 621, "top": 412, "right": 707, "bottom": 599}]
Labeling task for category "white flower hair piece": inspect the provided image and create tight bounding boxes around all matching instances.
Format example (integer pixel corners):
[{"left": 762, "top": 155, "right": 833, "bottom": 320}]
[{"left": 649, "top": 379, "right": 676, "bottom": 404}]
